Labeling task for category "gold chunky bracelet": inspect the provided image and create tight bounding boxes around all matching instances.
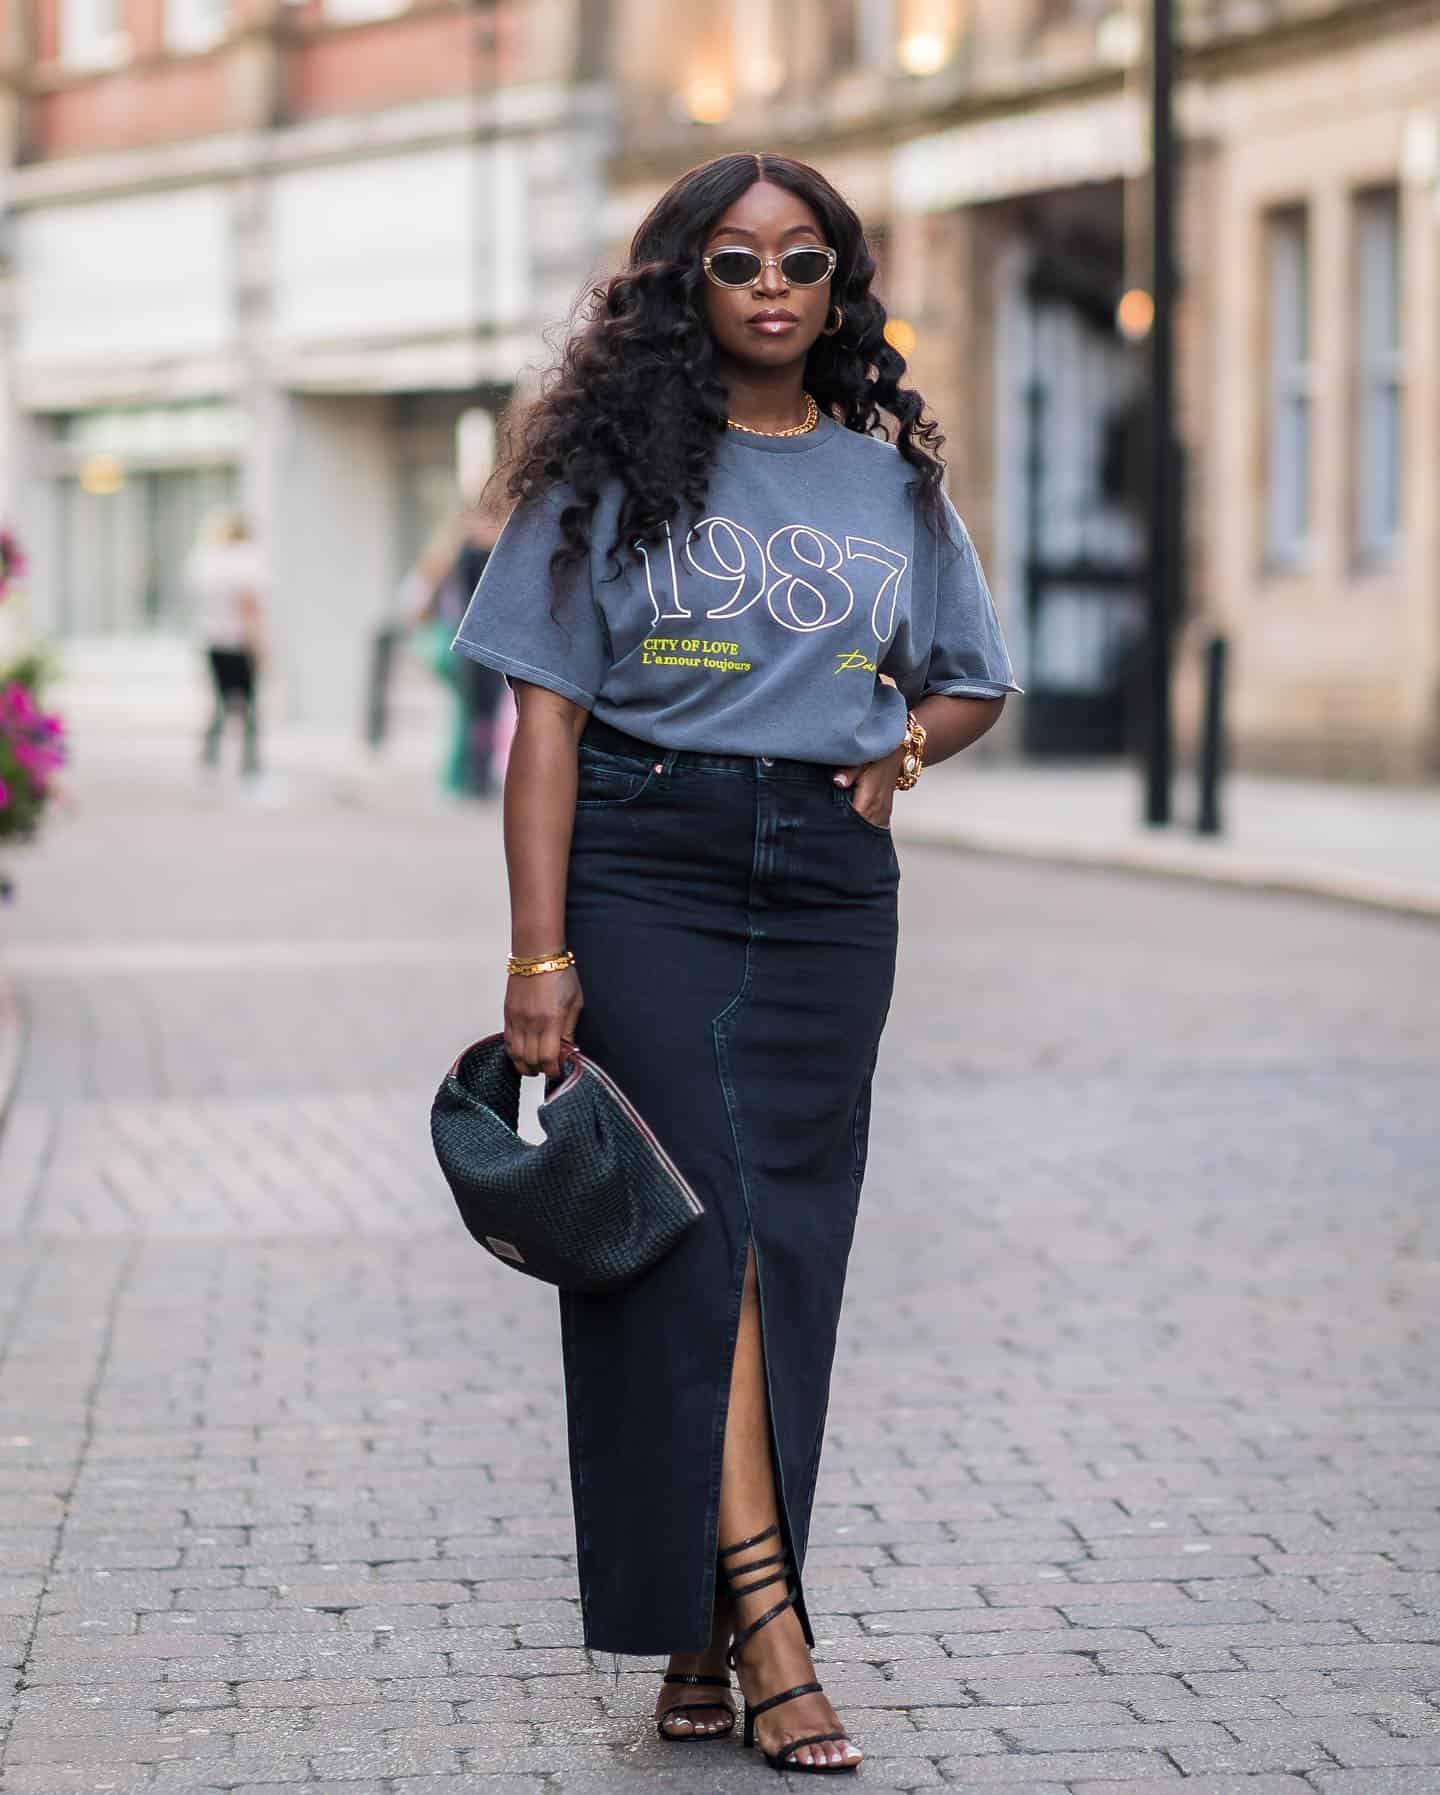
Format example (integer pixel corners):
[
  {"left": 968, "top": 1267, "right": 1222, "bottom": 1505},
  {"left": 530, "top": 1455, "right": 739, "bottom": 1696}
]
[
  {"left": 507, "top": 949, "right": 577, "bottom": 978},
  {"left": 895, "top": 711, "right": 927, "bottom": 791}
]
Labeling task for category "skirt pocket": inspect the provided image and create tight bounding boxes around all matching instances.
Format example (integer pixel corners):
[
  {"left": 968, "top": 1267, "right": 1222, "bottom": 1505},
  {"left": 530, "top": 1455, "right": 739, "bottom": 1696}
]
[
  {"left": 832, "top": 783, "right": 894, "bottom": 838},
  {"left": 575, "top": 748, "right": 659, "bottom": 810}
]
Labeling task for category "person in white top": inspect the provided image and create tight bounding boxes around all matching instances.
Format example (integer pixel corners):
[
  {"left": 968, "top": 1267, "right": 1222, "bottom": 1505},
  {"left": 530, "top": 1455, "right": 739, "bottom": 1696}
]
[{"left": 187, "top": 510, "right": 267, "bottom": 776}]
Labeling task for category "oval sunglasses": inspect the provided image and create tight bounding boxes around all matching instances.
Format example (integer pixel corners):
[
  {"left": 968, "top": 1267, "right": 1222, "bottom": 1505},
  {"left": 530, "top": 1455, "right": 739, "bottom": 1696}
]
[{"left": 702, "top": 245, "right": 838, "bottom": 289}]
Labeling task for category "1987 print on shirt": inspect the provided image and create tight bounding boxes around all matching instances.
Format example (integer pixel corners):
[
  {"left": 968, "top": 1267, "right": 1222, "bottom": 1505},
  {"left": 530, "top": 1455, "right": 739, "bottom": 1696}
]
[{"left": 638, "top": 516, "right": 909, "bottom": 642}]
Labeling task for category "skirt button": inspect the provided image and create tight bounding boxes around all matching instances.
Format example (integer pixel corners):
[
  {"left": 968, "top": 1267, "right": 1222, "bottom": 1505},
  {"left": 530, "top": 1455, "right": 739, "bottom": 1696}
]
[{"left": 760, "top": 756, "right": 774, "bottom": 766}]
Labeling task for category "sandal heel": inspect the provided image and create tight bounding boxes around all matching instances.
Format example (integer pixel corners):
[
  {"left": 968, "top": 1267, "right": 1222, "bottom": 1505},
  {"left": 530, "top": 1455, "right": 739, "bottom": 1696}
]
[{"left": 719, "top": 1523, "right": 858, "bottom": 1775}]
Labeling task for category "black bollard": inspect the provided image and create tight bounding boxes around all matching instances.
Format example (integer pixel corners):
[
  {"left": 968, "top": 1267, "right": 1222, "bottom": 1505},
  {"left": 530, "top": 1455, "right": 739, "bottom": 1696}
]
[
  {"left": 366, "top": 625, "right": 399, "bottom": 749},
  {"left": 1196, "top": 634, "right": 1227, "bottom": 837}
]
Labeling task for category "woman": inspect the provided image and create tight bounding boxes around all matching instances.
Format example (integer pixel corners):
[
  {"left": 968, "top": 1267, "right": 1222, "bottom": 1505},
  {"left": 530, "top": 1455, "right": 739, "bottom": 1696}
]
[
  {"left": 398, "top": 506, "right": 502, "bottom": 799},
  {"left": 189, "top": 510, "right": 266, "bottom": 777},
  {"left": 453, "top": 153, "right": 1018, "bottom": 1774}
]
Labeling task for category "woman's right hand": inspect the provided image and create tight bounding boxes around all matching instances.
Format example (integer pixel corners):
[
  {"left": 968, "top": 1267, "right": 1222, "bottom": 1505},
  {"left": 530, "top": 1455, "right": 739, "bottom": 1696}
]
[{"left": 504, "top": 967, "right": 584, "bottom": 1079}]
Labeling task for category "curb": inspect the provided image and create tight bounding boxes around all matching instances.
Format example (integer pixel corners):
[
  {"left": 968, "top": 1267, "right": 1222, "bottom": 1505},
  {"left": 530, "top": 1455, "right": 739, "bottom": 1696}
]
[
  {"left": 895, "top": 822, "right": 1440, "bottom": 924},
  {"left": 0, "top": 971, "right": 24, "bottom": 1143}
]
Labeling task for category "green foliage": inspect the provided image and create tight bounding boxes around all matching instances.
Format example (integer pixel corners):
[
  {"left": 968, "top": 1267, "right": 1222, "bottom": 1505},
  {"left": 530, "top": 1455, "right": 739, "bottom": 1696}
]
[{"left": 0, "top": 654, "right": 67, "bottom": 847}]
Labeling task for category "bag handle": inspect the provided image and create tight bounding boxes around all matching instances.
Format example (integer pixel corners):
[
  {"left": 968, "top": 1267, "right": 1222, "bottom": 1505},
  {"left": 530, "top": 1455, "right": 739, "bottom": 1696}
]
[{"left": 444, "top": 1033, "right": 586, "bottom": 1123}]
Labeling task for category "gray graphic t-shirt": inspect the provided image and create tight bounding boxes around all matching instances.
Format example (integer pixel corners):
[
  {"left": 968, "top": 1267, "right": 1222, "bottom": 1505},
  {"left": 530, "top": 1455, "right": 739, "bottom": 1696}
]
[{"left": 453, "top": 414, "right": 1020, "bottom": 767}]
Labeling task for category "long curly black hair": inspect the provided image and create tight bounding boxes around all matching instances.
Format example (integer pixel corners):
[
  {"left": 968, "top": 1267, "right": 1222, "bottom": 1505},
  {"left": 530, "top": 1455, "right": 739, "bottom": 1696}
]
[{"left": 500, "top": 152, "right": 950, "bottom": 577}]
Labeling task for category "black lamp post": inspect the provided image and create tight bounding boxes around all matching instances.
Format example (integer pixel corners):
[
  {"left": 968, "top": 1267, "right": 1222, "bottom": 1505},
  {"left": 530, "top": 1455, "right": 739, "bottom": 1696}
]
[{"left": 1144, "top": 0, "right": 1178, "bottom": 827}]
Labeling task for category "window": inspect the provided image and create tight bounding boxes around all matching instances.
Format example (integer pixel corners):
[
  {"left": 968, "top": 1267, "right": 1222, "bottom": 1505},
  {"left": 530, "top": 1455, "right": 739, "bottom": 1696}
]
[
  {"left": 324, "top": 0, "right": 405, "bottom": 23},
  {"left": 859, "top": 0, "right": 896, "bottom": 69},
  {"left": 833, "top": 0, "right": 958, "bottom": 77},
  {"left": 1353, "top": 187, "right": 1402, "bottom": 566},
  {"left": 823, "top": 0, "right": 902, "bottom": 71},
  {"left": 896, "top": 0, "right": 961, "bottom": 73},
  {"left": 60, "top": 0, "right": 126, "bottom": 67},
  {"left": 1264, "top": 206, "right": 1311, "bottom": 569},
  {"left": 166, "top": 0, "right": 226, "bottom": 52}
]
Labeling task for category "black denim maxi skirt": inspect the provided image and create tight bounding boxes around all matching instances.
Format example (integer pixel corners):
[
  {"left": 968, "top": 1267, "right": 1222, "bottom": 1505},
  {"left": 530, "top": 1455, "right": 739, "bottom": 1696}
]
[{"left": 561, "top": 717, "right": 900, "bottom": 1656}]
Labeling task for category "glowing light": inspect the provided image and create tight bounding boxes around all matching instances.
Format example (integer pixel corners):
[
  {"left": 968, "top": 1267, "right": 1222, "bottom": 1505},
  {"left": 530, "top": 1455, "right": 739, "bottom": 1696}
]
[
  {"left": 884, "top": 318, "right": 918, "bottom": 356},
  {"left": 683, "top": 72, "right": 732, "bottom": 125},
  {"left": 78, "top": 454, "right": 125, "bottom": 496},
  {"left": 1116, "top": 288, "right": 1154, "bottom": 341},
  {"left": 898, "top": 31, "right": 950, "bottom": 76}
]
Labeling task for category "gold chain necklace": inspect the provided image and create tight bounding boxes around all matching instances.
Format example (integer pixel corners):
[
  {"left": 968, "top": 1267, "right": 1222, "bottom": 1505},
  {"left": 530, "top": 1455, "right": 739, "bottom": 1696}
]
[{"left": 726, "top": 393, "right": 819, "bottom": 439}]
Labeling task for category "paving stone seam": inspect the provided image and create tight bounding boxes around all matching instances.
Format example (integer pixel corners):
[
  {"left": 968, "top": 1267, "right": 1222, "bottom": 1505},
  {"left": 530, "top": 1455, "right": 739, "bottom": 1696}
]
[
  {"left": 0, "top": 1239, "right": 140, "bottom": 1785},
  {"left": 0, "top": 974, "right": 23, "bottom": 1144}
]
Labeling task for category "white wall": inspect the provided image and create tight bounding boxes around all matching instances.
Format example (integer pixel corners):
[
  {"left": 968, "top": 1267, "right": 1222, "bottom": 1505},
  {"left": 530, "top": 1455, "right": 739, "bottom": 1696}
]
[
  {"left": 268, "top": 142, "right": 531, "bottom": 346},
  {"left": 15, "top": 189, "right": 234, "bottom": 367},
  {"left": 267, "top": 393, "right": 396, "bottom": 729}
]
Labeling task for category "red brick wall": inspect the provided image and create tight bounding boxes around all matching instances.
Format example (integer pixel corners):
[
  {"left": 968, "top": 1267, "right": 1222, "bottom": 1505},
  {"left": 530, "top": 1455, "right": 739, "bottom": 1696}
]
[
  {"left": 30, "top": 54, "right": 235, "bottom": 154},
  {"left": 19, "top": 0, "right": 529, "bottom": 158},
  {"left": 130, "top": 0, "right": 167, "bottom": 61},
  {"left": 285, "top": 9, "right": 477, "bottom": 119},
  {"left": 31, "top": 0, "right": 60, "bottom": 66}
]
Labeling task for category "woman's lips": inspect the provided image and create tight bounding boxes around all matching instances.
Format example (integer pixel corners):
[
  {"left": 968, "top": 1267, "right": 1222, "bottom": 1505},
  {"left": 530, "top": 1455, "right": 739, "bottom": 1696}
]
[{"left": 747, "top": 316, "right": 799, "bottom": 335}]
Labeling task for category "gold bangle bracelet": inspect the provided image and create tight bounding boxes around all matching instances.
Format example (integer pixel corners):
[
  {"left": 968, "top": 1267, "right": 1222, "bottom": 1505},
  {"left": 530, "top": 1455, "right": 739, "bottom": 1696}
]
[
  {"left": 895, "top": 711, "right": 927, "bottom": 791},
  {"left": 507, "top": 949, "right": 576, "bottom": 978}
]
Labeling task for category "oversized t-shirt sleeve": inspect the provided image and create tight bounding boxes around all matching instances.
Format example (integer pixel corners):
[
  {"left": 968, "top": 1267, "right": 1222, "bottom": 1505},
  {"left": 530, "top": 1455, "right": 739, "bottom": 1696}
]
[
  {"left": 922, "top": 501, "right": 1023, "bottom": 701},
  {"left": 451, "top": 492, "right": 609, "bottom": 708}
]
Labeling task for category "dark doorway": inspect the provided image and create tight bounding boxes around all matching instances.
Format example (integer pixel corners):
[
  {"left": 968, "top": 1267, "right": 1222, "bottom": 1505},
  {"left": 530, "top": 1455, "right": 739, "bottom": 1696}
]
[{"left": 1020, "top": 228, "right": 1146, "bottom": 757}]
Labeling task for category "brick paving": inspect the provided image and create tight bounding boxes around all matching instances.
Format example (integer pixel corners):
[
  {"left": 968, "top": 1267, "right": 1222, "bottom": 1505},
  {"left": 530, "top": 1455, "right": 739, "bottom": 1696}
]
[{"left": 1, "top": 765, "right": 1438, "bottom": 1793}]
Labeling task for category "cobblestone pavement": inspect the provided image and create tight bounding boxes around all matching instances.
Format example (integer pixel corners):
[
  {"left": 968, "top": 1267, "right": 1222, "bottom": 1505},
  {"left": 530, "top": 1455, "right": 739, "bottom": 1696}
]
[{"left": 2, "top": 767, "right": 1439, "bottom": 1795}]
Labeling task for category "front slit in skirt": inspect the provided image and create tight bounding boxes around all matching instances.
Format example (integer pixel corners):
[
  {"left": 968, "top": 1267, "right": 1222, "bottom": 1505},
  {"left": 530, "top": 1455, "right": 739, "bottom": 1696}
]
[{"left": 561, "top": 718, "right": 899, "bottom": 1656}]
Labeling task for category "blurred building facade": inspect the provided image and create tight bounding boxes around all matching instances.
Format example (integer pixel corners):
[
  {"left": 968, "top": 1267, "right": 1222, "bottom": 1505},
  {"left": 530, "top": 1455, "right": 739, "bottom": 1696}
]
[
  {"left": 613, "top": 0, "right": 1440, "bottom": 779},
  {"left": 0, "top": 0, "right": 610, "bottom": 726},
  {"left": 3, "top": 0, "right": 1438, "bottom": 777}
]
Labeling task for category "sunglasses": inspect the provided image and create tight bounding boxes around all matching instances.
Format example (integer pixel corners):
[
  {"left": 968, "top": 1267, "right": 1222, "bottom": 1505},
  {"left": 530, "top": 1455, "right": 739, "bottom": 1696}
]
[{"left": 702, "top": 245, "right": 838, "bottom": 290}]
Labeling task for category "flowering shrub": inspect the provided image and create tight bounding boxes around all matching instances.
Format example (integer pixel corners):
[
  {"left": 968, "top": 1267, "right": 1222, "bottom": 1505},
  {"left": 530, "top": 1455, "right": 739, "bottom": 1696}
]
[
  {"left": 0, "top": 532, "right": 66, "bottom": 896},
  {"left": 0, "top": 656, "right": 67, "bottom": 846}
]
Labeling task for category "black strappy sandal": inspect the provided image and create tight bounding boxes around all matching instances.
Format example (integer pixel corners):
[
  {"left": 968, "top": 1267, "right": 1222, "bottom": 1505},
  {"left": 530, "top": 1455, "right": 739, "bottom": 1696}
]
[
  {"left": 719, "top": 1523, "right": 859, "bottom": 1775},
  {"left": 655, "top": 1670, "right": 735, "bottom": 1742}
]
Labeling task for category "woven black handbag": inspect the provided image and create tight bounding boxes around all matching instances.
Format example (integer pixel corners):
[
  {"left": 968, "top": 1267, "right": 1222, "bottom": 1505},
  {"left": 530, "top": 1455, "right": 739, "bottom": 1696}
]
[{"left": 430, "top": 1034, "right": 704, "bottom": 1292}]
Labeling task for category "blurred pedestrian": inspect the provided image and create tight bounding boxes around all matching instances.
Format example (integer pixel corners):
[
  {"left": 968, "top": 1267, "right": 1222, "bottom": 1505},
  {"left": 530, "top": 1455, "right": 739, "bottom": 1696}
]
[
  {"left": 188, "top": 510, "right": 266, "bottom": 778},
  {"left": 447, "top": 506, "right": 507, "bottom": 798},
  {"left": 400, "top": 505, "right": 505, "bottom": 800},
  {"left": 451, "top": 154, "right": 1019, "bottom": 1772}
]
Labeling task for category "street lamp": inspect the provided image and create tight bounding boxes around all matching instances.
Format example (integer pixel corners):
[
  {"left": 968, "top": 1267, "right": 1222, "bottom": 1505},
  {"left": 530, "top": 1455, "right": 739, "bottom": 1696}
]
[{"left": 1144, "top": 0, "right": 1178, "bottom": 828}]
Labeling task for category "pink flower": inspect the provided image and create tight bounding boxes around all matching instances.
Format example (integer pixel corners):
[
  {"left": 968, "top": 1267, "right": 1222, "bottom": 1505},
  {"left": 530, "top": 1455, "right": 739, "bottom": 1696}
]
[
  {"left": 3, "top": 682, "right": 38, "bottom": 726},
  {"left": 14, "top": 738, "right": 62, "bottom": 777}
]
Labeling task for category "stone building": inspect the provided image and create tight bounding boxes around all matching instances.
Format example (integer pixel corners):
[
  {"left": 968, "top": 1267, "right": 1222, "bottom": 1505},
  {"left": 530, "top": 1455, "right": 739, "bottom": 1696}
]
[
  {"left": 4, "top": 0, "right": 1438, "bottom": 776},
  {"left": 611, "top": 0, "right": 1440, "bottom": 778},
  {"left": 0, "top": 0, "right": 610, "bottom": 729}
]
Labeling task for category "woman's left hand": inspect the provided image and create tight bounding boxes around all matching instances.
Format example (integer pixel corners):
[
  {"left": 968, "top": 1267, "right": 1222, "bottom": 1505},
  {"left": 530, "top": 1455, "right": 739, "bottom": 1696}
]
[{"left": 833, "top": 747, "right": 905, "bottom": 830}]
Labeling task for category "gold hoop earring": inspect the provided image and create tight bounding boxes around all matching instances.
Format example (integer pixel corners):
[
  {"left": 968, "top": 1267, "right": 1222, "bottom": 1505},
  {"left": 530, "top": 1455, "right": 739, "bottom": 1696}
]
[{"left": 822, "top": 305, "right": 844, "bottom": 337}]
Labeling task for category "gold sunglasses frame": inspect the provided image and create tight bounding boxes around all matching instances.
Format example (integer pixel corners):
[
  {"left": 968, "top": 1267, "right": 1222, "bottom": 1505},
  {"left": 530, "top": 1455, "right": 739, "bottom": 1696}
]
[{"left": 701, "top": 246, "right": 839, "bottom": 290}]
